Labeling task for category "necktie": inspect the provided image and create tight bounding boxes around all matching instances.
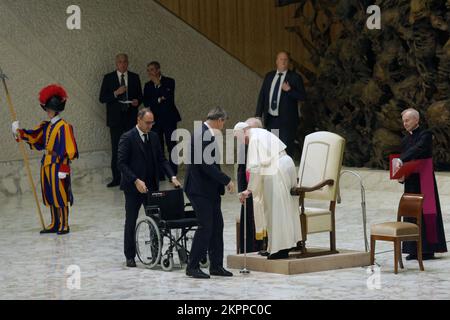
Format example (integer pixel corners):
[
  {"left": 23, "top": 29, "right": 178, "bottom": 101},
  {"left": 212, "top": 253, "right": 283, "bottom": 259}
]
[
  {"left": 119, "top": 73, "right": 128, "bottom": 111},
  {"left": 271, "top": 73, "right": 283, "bottom": 111},
  {"left": 144, "top": 133, "right": 149, "bottom": 144},
  {"left": 120, "top": 74, "right": 126, "bottom": 99}
]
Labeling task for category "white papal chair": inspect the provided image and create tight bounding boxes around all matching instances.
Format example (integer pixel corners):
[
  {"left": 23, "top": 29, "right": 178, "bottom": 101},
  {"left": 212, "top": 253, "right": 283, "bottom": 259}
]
[{"left": 290, "top": 131, "right": 346, "bottom": 257}]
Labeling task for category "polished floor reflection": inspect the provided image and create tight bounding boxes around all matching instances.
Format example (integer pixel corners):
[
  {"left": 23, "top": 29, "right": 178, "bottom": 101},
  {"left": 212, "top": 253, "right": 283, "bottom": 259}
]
[{"left": 0, "top": 168, "right": 449, "bottom": 300}]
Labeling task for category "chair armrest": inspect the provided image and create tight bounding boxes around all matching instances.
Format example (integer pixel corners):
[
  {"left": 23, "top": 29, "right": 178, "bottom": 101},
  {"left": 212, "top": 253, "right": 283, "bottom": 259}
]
[{"left": 290, "top": 179, "right": 334, "bottom": 195}]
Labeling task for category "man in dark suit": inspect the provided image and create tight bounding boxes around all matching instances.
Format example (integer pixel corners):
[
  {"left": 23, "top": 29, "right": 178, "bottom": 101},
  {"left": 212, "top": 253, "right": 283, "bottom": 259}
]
[
  {"left": 100, "top": 53, "right": 143, "bottom": 188},
  {"left": 143, "top": 61, "right": 181, "bottom": 176},
  {"left": 184, "top": 107, "right": 235, "bottom": 279},
  {"left": 118, "top": 108, "right": 181, "bottom": 268},
  {"left": 255, "top": 51, "right": 306, "bottom": 157}
]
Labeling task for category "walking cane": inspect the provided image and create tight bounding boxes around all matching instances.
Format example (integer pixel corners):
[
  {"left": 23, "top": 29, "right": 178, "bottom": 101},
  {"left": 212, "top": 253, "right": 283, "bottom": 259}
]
[
  {"left": 239, "top": 194, "right": 250, "bottom": 275},
  {"left": 0, "top": 67, "right": 46, "bottom": 230}
]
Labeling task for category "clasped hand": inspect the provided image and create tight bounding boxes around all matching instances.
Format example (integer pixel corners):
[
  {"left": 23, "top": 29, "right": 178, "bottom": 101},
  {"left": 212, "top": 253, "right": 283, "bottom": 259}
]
[{"left": 239, "top": 190, "right": 251, "bottom": 204}]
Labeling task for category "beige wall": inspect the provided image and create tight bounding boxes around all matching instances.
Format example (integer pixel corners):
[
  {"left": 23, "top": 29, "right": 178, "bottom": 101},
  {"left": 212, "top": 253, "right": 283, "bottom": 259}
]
[
  {"left": 0, "top": 0, "right": 261, "bottom": 162},
  {"left": 156, "top": 0, "right": 324, "bottom": 79}
]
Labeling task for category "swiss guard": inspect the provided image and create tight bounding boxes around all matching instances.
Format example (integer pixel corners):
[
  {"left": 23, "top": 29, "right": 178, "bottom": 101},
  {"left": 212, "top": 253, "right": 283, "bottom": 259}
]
[{"left": 11, "top": 84, "right": 78, "bottom": 235}]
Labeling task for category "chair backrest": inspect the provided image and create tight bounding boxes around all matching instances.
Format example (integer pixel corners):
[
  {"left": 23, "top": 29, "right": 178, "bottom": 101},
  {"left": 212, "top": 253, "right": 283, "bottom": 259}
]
[
  {"left": 397, "top": 193, "right": 424, "bottom": 224},
  {"left": 298, "top": 131, "right": 346, "bottom": 201},
  {"left": 146, "top": 188, "right": 185, "bottom": 221}
]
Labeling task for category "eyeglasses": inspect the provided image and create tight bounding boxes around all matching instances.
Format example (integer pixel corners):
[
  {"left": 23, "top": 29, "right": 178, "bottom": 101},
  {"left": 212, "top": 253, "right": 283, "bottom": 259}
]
[{"left": 144, "top": 121, "right": 156, "bottom": 125}]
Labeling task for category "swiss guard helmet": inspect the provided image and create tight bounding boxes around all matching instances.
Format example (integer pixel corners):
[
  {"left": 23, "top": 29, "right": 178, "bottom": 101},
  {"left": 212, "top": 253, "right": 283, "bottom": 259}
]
[{"left": 39, "top": 84, "right": 68, "bottom": 112}]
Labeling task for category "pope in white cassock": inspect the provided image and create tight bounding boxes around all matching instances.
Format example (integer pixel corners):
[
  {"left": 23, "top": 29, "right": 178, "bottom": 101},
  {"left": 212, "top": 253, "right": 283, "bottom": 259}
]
[{"left": 234, "top": 119, "right": 302, "bottom": 260}]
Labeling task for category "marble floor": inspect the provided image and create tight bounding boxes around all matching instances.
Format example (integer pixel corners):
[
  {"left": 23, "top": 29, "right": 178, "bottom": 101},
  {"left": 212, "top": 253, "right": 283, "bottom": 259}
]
[{"left": 0, "top": 166, "right": 449, "bottom": 300}]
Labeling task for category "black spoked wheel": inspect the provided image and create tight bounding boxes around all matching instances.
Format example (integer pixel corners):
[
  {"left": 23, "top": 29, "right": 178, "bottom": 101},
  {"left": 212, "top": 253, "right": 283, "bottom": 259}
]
[
  {"left": 136, "top": 216, "right": 162, "bottom": 268},
  {"left": 161, "top": 254, "right": 174, "bottom": 271}
]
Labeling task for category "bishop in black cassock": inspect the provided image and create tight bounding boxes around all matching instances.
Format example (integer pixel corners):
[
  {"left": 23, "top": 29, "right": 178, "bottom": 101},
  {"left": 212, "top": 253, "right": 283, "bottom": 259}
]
[{"left": 399, "top": 109, "right": 447, "bottom": 260}]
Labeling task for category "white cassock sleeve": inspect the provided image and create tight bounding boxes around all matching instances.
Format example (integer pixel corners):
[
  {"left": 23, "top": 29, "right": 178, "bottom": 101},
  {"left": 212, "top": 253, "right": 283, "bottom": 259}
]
[{"left": 246, "top": 133, "right": 268, "bottom": 239}]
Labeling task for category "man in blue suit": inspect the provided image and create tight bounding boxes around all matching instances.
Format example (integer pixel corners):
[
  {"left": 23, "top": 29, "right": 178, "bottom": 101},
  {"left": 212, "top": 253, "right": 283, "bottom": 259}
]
[{"left": 184, "top": 107, "right": 235, "bottom": 279}]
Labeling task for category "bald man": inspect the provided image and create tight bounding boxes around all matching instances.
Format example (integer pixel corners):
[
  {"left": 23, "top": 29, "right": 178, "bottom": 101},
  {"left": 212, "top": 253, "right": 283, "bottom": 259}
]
[{"left": 255, "top": 51, "right": 306, "bottom": 157}]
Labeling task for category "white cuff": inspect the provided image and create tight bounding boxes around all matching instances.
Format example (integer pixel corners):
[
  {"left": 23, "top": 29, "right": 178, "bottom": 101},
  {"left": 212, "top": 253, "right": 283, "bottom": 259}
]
[
  {"left": 58, "top": 172, "right": 67, "bottom": 179},
  {"left": 12, "top": 121, "right": 19, "bottom": 135}
]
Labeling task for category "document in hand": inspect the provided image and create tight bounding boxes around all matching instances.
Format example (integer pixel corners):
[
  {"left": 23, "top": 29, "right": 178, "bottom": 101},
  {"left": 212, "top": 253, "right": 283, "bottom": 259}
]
[{"left": 389, "top": 154, "right": 422, "bottom": 180}]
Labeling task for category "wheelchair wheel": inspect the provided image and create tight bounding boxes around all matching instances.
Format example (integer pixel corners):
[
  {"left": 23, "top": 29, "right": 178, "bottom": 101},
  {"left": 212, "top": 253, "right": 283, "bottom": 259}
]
[
  {"left": 199, "top": 256, "right": 210, "bottom": 268},
  {"left": 136, "top": 216, "right": 162, "bottom": 268},
  {"left": 161, "top": 255, "right": 174, "bottom": 271}
]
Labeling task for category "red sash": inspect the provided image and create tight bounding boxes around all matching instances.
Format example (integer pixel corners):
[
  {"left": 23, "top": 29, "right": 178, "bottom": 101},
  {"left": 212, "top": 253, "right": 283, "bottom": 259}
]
[{"left": 414, "top": 158, "right": 438, "bottom": 244}]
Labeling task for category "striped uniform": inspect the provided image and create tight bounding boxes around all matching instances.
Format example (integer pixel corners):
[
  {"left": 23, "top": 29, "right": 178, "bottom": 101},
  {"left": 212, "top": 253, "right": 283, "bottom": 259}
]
[{"left": 19, "top": 118, "right": 78, "bottom": 232}]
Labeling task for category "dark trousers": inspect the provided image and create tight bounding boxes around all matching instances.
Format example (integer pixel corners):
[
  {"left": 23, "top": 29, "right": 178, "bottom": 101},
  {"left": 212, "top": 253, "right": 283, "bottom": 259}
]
[
  {"left": 187, "top": 195, "right": 224, "bottom": 269},
  {"left": 265, "top": 114, "right": 296, "bottom": 157},
  {"left": 124, "top": 192, "right": 148, "bottom": 259},
  {"left": 153, "top": 124, "right": 178, "bottom": 175},
  {"left": 110, "top": 124, "right": 126, "bottom": 182}
]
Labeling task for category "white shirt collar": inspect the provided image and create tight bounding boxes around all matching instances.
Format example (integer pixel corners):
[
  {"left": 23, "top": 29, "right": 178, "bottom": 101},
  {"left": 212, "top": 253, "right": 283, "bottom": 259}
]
[
  {"left": 136, "top": 125, "right": 148, "bottom": 141},
  {"left": 117, "top": 70, "right": 128, "bottom": 77},
  {"left": 154, "top": 75, "right": 162, "bottom": 88},
  {"left": 51, "top": 115, "right": 61, "bottom": 124},
  {"left": 136, "top": 125, "right": 146, "bottom": 135},
  {"left": 204, "top": 122, "right": 216, "bottom": 137},
  {"left": 408, "top": 125, "right": 420, "bottom": 135},
  {"left": 276, "top": 70, "right": 288, "bottom": 76}
]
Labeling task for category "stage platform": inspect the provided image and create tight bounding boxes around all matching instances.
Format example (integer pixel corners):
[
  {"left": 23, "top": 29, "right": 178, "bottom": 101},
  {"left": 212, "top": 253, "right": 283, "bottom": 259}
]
[{"left": 227, "top": 248, "right": 371, "bottom": 275}]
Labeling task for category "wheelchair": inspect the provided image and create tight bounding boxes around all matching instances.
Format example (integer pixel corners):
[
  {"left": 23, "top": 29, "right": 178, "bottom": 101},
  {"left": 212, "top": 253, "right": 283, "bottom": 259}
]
[{"left": 135, "top": 188, "right": 209, "bottom": 271}]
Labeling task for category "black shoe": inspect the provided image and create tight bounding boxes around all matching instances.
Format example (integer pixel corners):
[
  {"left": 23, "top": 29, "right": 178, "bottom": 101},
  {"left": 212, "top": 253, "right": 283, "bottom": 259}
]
[
  {"left": 422, "top": 253, "right": 435, "bottom": 260},
  {"left": 209, "top": 267, "right": 233, "bottom": 277},
  {"left": 126, "top": 259, "right": 136, "bottom": 268},
  {"left": 406, "top": 253, "right": 435, "bottom": 261},
  {"left": 40, "top": 228, "right": 58, "bottom": 234},
  {"left": 267, "top": 249, "right": 290, "bottom": 260},
  {"left": 107, "top": 180, "right": 120, "bottom": 188},
  {"left": 258, "top": 250, "right": 269, "bottom": 257},
  {"left": 186, "top": 267, "right": 210, "bottom": 279},
  {"left": 57, "top": 229, "right": 70, "bottom": 235}
]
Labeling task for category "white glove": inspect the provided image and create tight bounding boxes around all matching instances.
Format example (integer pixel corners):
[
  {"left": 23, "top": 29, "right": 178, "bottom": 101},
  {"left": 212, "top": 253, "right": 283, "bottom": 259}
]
[
  {"left": 58, "top": 172, "right": 67, "bottom": 180},
  {"left": 12, "top": 121, "right": 19, "bottom": 138}
]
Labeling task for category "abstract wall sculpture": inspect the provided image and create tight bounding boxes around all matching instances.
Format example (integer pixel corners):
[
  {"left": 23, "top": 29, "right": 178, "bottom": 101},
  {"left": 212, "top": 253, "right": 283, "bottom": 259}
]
[{"left": 279, "top": 0, "right": 450, "bottom": 170}]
